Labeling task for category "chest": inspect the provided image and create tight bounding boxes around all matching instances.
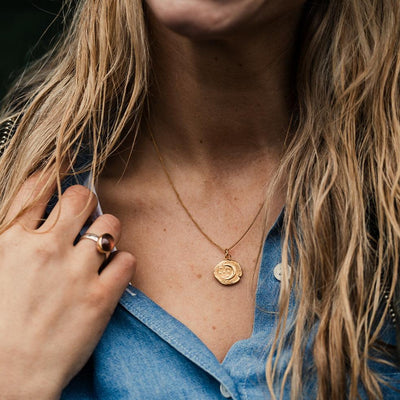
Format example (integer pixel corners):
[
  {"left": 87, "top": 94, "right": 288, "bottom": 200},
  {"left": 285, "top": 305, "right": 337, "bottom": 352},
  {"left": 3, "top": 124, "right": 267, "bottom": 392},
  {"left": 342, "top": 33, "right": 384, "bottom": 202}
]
[{"left": 96, "top": 175, "right": 282, "bottom": 362}]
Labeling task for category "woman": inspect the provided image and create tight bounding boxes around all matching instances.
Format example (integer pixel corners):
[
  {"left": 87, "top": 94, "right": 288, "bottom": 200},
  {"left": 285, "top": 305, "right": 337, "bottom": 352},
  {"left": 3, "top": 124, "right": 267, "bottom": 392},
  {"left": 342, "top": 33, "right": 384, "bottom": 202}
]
[{"left": 0, "top": 0, "right": 399, "bottom": 399}]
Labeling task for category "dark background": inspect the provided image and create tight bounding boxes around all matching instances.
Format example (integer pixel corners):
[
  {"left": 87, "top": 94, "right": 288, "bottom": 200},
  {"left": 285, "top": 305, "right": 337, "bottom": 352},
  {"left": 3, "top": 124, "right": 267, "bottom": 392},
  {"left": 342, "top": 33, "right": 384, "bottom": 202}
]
[{"left": 0, "top": 0, "right": 65, "bottom": 100}]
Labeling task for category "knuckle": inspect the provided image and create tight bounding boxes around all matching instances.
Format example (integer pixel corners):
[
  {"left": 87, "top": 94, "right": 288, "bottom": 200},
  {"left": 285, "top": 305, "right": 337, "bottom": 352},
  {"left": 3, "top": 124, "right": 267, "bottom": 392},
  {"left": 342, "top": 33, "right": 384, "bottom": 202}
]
[
  {"left": 62, "top": 185, "right": 97, "bottom": 212},
  {"left": 40, "top": 232, "right": 60, "bottom": 249},
  {"left": 100, "top": 214, "right": 121, "bottom": 234},
  {"left": 121, "top": 252, "right": 136, "bottom": 268},
  {"left": 111, "top": 252, "right": 136, "bottom": 279},
  {"left": 63, "top": 185, "right": 93, "bottom": 200},
  {"left": 32, "top": 231, "right": 66, "bottom": 259},
  {"left": 32, "top": 241, "right": 56, "bottom": 262}
]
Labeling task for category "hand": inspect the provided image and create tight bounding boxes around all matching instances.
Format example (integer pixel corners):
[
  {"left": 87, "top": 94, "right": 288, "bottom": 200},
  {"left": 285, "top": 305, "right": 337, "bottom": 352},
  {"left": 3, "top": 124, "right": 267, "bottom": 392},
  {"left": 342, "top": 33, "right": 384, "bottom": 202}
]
[{"left": 0, "top": 174, "right": 135, "bottom": 399}]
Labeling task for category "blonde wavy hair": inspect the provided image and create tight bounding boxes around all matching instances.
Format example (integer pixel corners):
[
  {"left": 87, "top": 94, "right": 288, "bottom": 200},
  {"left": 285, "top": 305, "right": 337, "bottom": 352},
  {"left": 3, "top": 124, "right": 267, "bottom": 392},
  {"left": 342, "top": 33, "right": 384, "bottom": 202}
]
[{"left": 1, "top": 1, "right": 400, "bottom": 399}]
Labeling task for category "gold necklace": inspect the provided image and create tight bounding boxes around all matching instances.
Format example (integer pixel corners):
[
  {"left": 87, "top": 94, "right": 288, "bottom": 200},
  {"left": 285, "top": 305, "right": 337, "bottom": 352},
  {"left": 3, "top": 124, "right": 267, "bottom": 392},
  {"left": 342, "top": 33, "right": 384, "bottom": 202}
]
[{"left": 149, "top": 128, "right": 265, "bottom": 286}]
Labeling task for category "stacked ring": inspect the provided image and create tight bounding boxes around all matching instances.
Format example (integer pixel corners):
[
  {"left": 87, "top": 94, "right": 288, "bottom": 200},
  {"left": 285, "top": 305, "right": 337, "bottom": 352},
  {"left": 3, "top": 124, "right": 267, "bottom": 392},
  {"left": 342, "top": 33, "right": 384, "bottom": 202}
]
[{"left": 80, "top": 232, "right": 115, "bottom": 258}]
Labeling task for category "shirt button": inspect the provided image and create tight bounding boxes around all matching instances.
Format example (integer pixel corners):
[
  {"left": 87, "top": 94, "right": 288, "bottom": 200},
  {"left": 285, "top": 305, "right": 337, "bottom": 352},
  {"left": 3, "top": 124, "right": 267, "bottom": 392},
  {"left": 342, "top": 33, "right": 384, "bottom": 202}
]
[
  {"left": 220, "top": 384, "right": 232, "bottom": 398},
  {"left": 273, "top": 263, "right": 291, "bottom": 281}
]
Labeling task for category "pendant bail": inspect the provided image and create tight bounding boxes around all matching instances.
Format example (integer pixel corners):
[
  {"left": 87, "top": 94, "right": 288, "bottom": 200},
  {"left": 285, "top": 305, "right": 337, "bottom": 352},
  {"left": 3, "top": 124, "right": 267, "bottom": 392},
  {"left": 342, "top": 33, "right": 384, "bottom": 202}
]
[{"left": 224, "top": 249, "right": 232, "bottom": 260}]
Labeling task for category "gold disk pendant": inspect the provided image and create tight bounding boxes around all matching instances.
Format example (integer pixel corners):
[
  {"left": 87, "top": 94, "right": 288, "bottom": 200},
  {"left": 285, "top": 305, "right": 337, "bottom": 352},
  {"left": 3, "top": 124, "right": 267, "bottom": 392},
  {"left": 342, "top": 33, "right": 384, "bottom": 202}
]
[{"left": 214, "top": 259, "right": 242, "bottom": 286}]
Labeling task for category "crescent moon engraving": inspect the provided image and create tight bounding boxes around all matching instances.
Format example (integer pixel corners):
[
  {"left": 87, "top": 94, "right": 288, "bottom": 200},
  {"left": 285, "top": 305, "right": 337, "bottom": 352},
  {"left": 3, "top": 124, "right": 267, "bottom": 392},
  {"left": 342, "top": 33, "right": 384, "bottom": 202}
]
[{"left": 213, "top": 259, "right": 242, "bottom": 285}]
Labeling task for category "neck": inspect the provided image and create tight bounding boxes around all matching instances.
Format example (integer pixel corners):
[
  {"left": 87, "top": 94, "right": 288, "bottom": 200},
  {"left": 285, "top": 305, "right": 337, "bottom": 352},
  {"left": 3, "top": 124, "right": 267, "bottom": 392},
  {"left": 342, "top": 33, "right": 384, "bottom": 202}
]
[{"left": 144, "top": 7, "right": 302, "bottom": 171}]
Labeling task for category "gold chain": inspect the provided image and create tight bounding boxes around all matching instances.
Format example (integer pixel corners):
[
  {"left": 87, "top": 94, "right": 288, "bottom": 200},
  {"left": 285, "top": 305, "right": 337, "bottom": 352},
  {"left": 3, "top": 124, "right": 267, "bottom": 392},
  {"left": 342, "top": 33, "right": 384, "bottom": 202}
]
[{"left": 148, "top": 128, "right": 265, "bottom": 258}]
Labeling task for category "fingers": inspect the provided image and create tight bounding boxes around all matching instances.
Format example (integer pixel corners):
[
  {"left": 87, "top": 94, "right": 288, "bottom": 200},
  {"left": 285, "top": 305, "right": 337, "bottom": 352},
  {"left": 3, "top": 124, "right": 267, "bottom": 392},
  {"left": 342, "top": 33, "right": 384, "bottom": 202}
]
[
  {"left": 5, "top": 170, "right": 57, "bottom": 230},
  {"left": 7, "top": 172, "right": 134, "bottom": 308},
  {"left": 39, "top": 185, "right": 98, "bottom": 237},
  {"left": 74, "top": 213, "right": 122, "bottom": 268},
  {"left": 98, "top": 251, "right": 136, "bottom": 305}
]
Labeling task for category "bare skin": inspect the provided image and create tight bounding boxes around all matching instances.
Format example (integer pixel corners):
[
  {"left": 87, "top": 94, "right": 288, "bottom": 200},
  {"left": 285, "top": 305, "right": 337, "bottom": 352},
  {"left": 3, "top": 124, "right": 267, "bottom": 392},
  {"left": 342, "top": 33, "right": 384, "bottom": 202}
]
[
  {"left": 0, "top": 1, "right": 305, "bottom": 398},
  {"left": 98, "top": 0, "right": 305, "bottom": 362}
]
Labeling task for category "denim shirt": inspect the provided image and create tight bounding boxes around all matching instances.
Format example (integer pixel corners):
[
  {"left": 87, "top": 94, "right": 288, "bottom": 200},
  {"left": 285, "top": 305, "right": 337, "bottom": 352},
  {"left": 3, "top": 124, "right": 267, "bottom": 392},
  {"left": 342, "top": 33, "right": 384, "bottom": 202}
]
[{"left": 60, "top": 172, "right": 400, "bottom": 400}]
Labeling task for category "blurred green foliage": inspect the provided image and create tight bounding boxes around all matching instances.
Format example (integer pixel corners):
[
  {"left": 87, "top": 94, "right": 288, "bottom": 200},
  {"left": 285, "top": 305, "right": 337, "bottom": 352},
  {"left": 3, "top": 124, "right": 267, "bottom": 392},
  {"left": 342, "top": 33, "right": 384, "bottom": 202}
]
[{"left": 0, "top": 0, "right": 65, "bottom": 100}]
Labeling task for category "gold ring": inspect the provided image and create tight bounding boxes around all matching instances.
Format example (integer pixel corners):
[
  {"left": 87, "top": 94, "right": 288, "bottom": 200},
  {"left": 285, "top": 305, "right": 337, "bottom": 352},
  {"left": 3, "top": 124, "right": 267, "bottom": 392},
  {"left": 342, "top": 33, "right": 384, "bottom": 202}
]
[{"left": 80, "top": 232, "right": 115, "bottom": 257}]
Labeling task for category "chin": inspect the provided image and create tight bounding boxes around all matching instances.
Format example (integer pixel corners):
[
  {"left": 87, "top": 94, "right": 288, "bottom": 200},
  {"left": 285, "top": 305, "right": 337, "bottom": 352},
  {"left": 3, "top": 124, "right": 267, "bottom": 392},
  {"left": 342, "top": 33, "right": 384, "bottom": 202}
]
[
  {"left": 162, "top": 17, "right": 237, "bottom": 40},
  {"left": 144, "top": 0, "right": 269, "bottom": 39}
]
